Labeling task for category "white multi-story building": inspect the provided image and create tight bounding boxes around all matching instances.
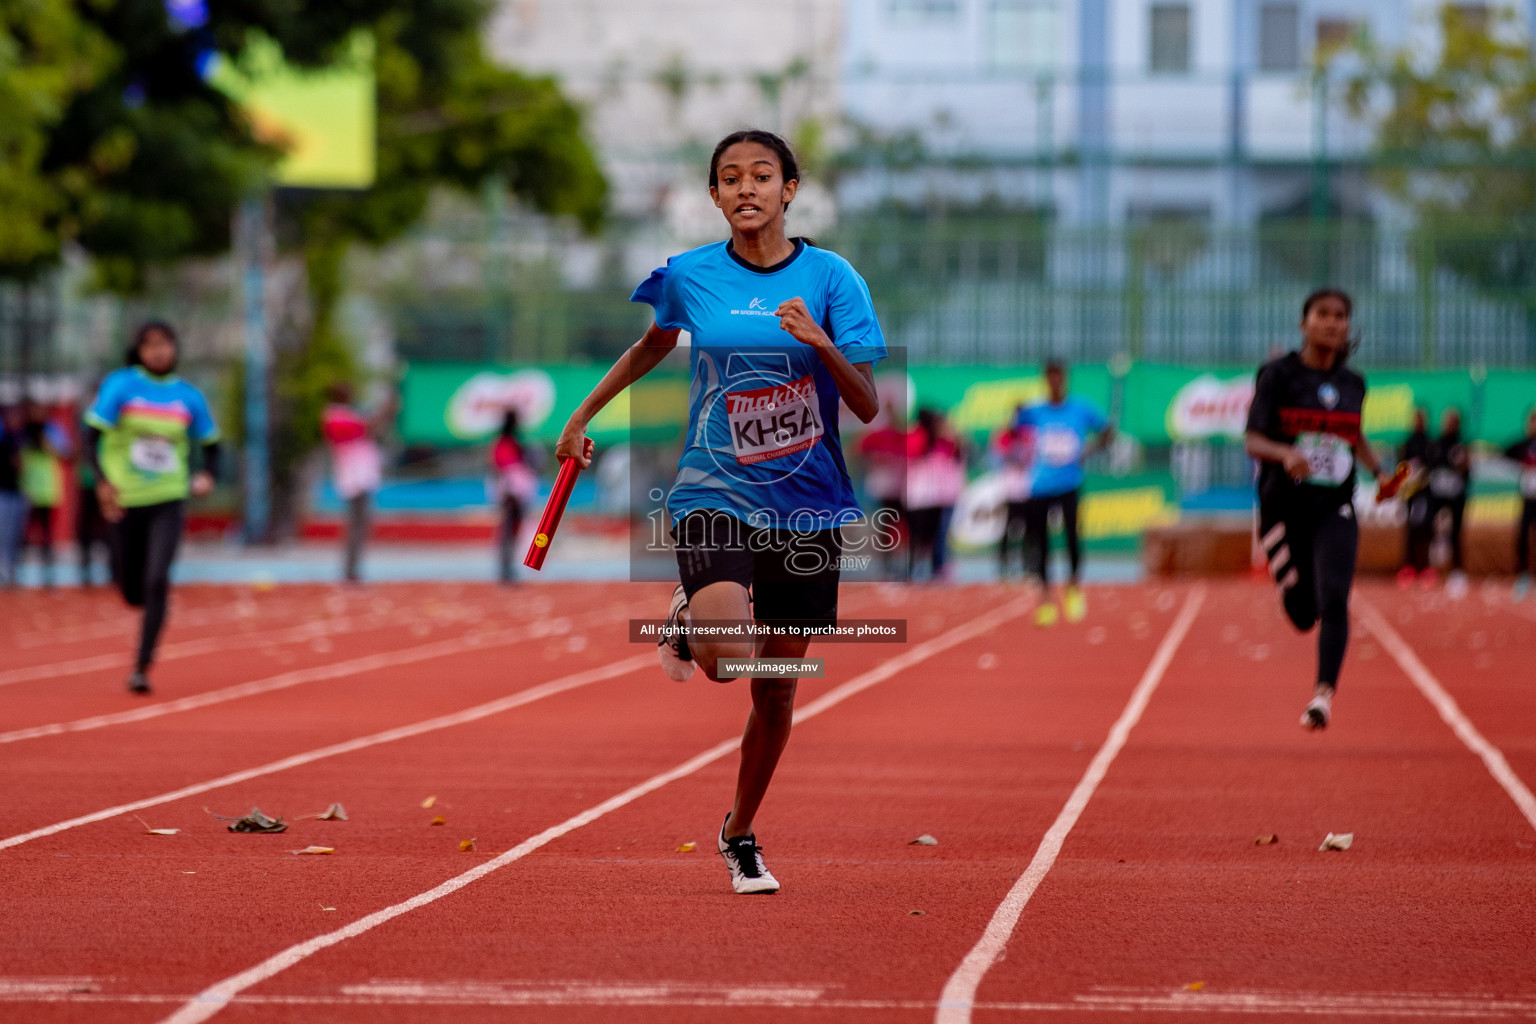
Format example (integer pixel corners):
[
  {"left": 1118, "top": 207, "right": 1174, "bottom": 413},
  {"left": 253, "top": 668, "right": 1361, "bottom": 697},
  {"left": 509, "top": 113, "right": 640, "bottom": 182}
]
[
  {"left": 840, "top": 0, "right": 1531, "bottom": 225},
  {"left": 486, "top": 0, "right": 843, "bottom": 226}
]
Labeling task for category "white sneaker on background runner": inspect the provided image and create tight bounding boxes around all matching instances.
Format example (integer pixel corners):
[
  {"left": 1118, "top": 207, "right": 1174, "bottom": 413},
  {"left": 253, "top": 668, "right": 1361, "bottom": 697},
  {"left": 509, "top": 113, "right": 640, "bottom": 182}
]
[
  {"left": 717, "top": 815, "right": 780, "bottom": 894},
  {"left": 1300, "top": 688, "right": 1334, "bottom": 730},
  {"left": 657, "top": 583, "right": 695, "bottom": 682}
]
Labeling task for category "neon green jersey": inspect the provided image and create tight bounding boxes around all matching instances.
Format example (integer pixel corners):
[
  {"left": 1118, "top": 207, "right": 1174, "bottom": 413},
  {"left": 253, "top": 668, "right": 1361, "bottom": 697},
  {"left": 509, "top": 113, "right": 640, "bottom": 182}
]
[{"left": 85, "top": 367, "right": 219, "bottom": 508}]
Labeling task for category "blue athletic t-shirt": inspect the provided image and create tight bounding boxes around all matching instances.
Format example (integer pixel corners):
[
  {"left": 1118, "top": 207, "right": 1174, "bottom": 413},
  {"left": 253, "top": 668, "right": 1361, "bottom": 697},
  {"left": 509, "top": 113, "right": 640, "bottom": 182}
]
[
  {"left": 632, "top": 239, "right": 887, "bottom": 528},
  {"left": 1015, "top": 397, "right": 1107, "bottom": 498}
]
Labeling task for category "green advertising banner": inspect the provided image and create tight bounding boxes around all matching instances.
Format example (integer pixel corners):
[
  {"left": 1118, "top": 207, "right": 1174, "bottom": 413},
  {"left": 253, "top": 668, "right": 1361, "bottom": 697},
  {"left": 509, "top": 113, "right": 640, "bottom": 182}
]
[
  {"left": 1118, "top": 364, "right": 1532, "bottom": 446},
  {"left": 400, "top": 360, "right": 1534, "bottom": 450},
  {"left": 909, "top": 365, "right": 1113, "bottom": 438},
  {"left": 398, "top": 363, "right": 690, "bottom": 447},
  {"left": 1482, "top": 372, "right": 1536, "bottom": 443}
]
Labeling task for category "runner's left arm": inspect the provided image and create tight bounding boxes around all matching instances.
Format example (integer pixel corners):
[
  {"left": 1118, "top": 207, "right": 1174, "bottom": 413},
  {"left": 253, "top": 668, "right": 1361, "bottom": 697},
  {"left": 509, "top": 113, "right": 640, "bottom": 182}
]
[
  {"left": 188, "top": 387, "right": 221, "bottom": 496},
  {"left": 1352, "top": 435, "right": 1387, "bottom": 483},
  {"left": 1086, "top": 406, "right": 1116, "bottom": 456},
  {"left": 774, "top": 297, "right": 879, "bottom": 422}
]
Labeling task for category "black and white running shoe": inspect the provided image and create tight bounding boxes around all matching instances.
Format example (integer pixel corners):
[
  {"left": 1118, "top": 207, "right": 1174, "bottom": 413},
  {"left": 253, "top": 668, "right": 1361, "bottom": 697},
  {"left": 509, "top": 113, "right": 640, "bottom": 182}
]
[
  {"left": 657, "top": 583, "right": 695, "bottom": 682},
  {"left": 126, "top": 670, "right": 152, "bottom": 695},
  {"left": 717, "top": 814, "right": 779, "bottom": 894},
  {"left": 1300, "top": 687, "right": 1333, "bottom": 730}
]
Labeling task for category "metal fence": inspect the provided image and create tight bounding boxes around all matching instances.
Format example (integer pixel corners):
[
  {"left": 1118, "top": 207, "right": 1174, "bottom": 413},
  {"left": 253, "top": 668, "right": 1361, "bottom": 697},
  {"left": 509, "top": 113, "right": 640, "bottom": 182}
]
[
  {"left": 832, "top": 219, "right": 1536, "bottom": 368},
  {"left": 4, "top": 220, "right": 1535, "bottom": 385}
]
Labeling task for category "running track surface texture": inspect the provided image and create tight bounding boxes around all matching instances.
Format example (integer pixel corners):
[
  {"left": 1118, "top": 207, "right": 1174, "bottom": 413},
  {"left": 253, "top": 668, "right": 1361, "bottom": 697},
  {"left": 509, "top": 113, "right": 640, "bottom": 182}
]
[{"left": 1, "top": 580, "right": 1533, "bottom": 1023}]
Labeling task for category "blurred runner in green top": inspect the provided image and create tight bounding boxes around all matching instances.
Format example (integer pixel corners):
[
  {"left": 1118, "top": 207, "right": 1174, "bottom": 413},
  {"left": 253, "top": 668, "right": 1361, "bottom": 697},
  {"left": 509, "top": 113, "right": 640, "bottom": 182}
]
[
  {"left": 83, "top": 322, "right": 221, "bottom": 695},
  {"left": 20, "top": 400, "right": 72, "bottom": 588}
]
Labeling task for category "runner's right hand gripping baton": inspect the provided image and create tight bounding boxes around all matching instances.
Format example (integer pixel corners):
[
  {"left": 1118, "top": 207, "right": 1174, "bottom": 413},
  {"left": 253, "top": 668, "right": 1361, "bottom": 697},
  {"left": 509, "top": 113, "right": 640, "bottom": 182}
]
[
  {"left": 524, "top": 446, "right": 587, "bottom": 571},
  {"left": 1375, "top": 461, "right": 1411, "bottom": 503}
]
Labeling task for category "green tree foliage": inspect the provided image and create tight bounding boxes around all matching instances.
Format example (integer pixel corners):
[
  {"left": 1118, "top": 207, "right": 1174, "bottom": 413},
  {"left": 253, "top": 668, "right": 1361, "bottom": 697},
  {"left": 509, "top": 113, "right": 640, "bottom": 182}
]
[
  {"left": 0, "top": 0, "right": 112, "bottom": 278},
  {"left": 264, "top": 9, "right": 606, "bottom": 531},
  {"left": 1340, "top": 4, "right": 1536, "bottom": 292},
  {"left": 12, "top": 2, "right": 606, "bottom": 534},
  {"left": 13, "top": 1, "right": 605, "bottom": 286}
]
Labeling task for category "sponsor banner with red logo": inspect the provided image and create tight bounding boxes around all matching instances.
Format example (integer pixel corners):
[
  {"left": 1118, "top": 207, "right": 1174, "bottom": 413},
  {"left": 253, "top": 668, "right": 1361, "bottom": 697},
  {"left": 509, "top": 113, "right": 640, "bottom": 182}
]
[{"left": 399, "top": 362, "right": 1536, "bottom": 448}]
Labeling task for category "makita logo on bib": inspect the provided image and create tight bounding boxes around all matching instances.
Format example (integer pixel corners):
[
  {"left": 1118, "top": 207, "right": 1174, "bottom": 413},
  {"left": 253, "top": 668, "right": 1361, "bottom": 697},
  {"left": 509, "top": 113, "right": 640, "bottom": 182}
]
[{"left": 726, "top": 376, "right": 815, "bottom": 415}]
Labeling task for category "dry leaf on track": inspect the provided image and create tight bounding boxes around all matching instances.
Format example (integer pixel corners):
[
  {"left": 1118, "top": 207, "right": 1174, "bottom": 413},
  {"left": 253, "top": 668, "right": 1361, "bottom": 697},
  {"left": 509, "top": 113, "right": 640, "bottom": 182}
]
[
  {"left": 1319, "top": 832, "right": 1354, "bottom": 851},
  {"left": 429, "top": 816, "right": 446, "bottom": 826},
  {"left": 1254, "top": 834, "right": 1279, "bottom": 846},
  {"left": 291, "top": 846, "right": 335, "bottom": 856},
  {"left": 676, "top": 842, "right": 696, "bottom": 853},
  {"left": 909, "top": 834, "right": 938, "bottom": 846},
  {"left": 213, "top": 807, "right": 288, "bottom": 834},
  {"left": 459, "top": 839, "right": 477, "bottom": 852},
  {"left": 134, "top": 815, "right": 178, "bottom": 836},
  {"left": 316, "top": 803, "right": 347, "bottom": 821},
  {"left": 421, "top": 796, "right": 436, "bottom": 809}
]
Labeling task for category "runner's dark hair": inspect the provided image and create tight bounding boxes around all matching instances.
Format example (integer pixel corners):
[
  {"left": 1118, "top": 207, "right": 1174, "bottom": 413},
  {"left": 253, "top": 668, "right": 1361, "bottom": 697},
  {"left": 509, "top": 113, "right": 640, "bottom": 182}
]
[
  {"left": 709, "top": 129, "right": 806, "bottom": 228},
  {"left": 127, "top": 320, "right": 179, "bottom": 370},
  {"left": 1302, "top": 287, "right": 1352, "bottom": 319},
  {"left": 1301, "top": 287, "right": 1355, "bottom": 366},
  {"left": 499, "top": 409, "right": 521, "bottom": 439}
]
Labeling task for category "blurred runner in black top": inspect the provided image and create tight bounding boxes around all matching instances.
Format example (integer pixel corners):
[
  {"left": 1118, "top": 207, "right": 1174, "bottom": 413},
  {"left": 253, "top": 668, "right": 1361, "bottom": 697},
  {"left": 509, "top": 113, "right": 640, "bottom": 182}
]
[
  {"left": 1398, "top": 408, "right": 1433, "bottom": 586},
  {"left": 1245, "top": 288, "right": 1391, "bottom": 731},
  {"left": 1424, "top": 408, "right": 1471, "bottom": 596},
  {"left": 1505, "top": 408, "right": 1536, "bottom": 601}
]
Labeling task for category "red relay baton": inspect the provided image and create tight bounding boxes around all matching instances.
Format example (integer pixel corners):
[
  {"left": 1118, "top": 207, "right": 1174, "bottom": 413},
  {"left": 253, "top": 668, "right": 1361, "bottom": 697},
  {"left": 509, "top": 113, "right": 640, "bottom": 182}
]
[
  {"left": 524, "top": 454, "right": 583, "bottom": 571},
  {"left": 1375, "top": 461, "right": 1411, "bottom": 504}
]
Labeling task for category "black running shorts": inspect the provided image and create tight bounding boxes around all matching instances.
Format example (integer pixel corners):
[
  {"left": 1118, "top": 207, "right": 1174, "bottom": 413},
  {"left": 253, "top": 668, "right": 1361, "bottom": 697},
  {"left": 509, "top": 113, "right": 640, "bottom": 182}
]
[{"left": 673, "top": 511, "right": 840, "bottom": 628}]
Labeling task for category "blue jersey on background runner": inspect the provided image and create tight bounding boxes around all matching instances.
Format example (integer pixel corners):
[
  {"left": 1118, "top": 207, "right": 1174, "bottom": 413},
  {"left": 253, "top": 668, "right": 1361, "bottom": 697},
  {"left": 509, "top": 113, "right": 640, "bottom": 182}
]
[
  {"left": 633, "top": 239, "right": 887, "bottom": 528},
  {"left": 1015, "top": 397, "right": 1107, "bottom": 498}
]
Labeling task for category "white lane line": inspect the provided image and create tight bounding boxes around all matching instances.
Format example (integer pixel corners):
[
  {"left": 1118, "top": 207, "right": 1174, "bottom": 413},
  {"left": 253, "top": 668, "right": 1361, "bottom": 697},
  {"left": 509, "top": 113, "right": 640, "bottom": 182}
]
[
  {"left": 934, "top": 586, "right": 1207, "bottom": 1024},
  {"left": 11, "top": 984, "right": 1534, "bottom": 1016},
  {"left": 1, "top": 600, "right": 651, "bottom": 745},
  {"left": 14, "top": 598, "right": 317, "bottom": 649},
  {"left": 0, "top": 621, "right": 564, "bottom": 746},
  {"left": 2, "top": 611, "right": 460, "bottom": 688},
  {"left": 0, "top": 653, "right": 655, "bottom": 853},
  {"left": 1357, "top": 596, "right": 1536, "bottom": 833},
  {"left": 158, "top": 597, "right": 1033, "bottom": 1024}
]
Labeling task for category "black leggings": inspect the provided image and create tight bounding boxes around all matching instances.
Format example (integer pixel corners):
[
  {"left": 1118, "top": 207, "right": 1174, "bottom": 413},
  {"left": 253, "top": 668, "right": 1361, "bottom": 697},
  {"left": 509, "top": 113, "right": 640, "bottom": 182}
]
[
  {"left": 26, "top": 505, "right": 55, "bottom": 573},
  {"left": 1518, "top": 500, "right": 1536, "bottom": 575},
  {"left": 1260, "top": 501, "right": 1358, "bottom": 689},
  {"left": 111, "top": 500, "right": 185, "bottom": 671},
  {"left": 1024, "top": 489, "right": 1081, "bottom": 586},
  {"left": 497, "top": 496, "right": 524, "bottom": 582},
  {"left": 1404, "top": 493, "right": 1432, "bottom": 572},
  {"left": 998, "top": 500, "right": 1029, "bottom": 574}
]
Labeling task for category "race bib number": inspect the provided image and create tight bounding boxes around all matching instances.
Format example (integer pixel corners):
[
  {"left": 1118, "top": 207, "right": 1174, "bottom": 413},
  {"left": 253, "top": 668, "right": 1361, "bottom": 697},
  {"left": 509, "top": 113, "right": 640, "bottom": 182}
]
[
  {"left": 129, "top": 435, "right": 179, "bottom": 475},
  {"left": 1295, "top": 432, "right": 1352, "bottom": 486},
  {"left": 726, "top": 374, "right": 824, "bottom": 466},
  {"left": 1037, "top": 426, "right": 1083, "bottom": 467},
  {"left": 1520, "top": 467, "right": 1536, "bottom": 499}
]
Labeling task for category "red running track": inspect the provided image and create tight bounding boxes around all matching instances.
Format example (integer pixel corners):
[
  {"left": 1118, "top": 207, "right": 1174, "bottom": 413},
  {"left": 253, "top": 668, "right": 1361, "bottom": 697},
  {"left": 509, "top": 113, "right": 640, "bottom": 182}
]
[{"left": 0, "top": 579, "right": 1531, "bottom": 1023}]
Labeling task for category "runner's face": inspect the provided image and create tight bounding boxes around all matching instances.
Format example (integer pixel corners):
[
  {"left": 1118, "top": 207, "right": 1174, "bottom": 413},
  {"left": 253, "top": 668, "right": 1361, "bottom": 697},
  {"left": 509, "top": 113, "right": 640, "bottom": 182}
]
[
  {"left": 139, "top": 330, "right": 177, "bottom": 374},
  {"left": 1527, "top": 411, "right": 1536, "bottom": 437},
  {"left": 1301, "top": 297, "right": 1349, "bottom": 356},
  {"left": 711, "top": 143, "right": 797, "bottom": 234},
  {"left": 1046, "top": 368, "right": 1066, "bottom": 402}
]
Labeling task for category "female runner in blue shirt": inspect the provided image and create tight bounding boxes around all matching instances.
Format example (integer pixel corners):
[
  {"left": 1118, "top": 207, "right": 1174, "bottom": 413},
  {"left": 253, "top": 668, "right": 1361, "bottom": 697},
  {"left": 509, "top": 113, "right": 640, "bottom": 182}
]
[{"left": 556, "top": 130, "right": 885, "bottom": 895}]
